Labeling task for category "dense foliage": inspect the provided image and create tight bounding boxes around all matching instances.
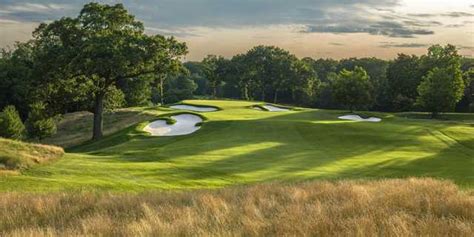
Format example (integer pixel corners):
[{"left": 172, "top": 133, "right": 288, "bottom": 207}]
[
  {"left": 182, "top": 44, "right": 471, "bottom": 115},
  {"left": 25, "top": 102, "right": 57, "bottom": 141},
  {"left": 0, "top": 106, "right": 26, "bottom": 140},
  {"left": 332, "top": 67, "right": 373, "bottom": 112},
  {"left": 0, "top": 2, "right": 472, "bottom": 142}
]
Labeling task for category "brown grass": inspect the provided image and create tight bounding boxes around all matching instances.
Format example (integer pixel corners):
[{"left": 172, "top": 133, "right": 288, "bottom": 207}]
[
  {"left": 0, "top": 138, "right": 64, "bottom": 171},
  {"left": 42, "top": 109, "right": 157, "bottom": 148},
  {"left": 0, "top": 178, "right": 472, "bottom": 236}
]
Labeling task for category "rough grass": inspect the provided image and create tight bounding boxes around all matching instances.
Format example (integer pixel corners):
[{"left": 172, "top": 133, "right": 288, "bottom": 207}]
[
  {"left": 42, "top": 108, "right": 161, "bottom": 148},
  {"left": 0, "top": 178, "right": 472, "bottom": 236},
  {"left": 0, "top": 138, "right": 64, "bottom": 171}
]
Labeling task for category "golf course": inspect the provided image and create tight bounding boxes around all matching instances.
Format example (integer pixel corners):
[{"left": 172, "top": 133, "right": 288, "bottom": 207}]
[
  {"left": 1, "top": 1, "right": 473, "bottom": 235},
  {"left": 1, "top": 100, "right": 472, "bottom": 191}
]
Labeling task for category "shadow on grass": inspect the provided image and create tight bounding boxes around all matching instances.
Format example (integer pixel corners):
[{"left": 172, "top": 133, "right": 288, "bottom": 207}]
[{"left": 66, "top": 109, "right": 474, "bottom": 187}]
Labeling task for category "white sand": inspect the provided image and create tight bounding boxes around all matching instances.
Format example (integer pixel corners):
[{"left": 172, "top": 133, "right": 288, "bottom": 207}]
[
  {"left": 338, "top": 115, "right": 381, "bottom": 122},
  {"left": 170, "top": 104, "right": 217, "bottom": 112},
  {"left": 262, "top": 104, "right": 290, "bottom": 112},
  {"left": 143, "top": 114, "right": 203, "bottom": 136}
]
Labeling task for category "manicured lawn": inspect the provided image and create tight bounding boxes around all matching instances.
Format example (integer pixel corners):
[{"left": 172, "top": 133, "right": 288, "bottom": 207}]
[{"left": 1, "top": 100, "right": 473, "bottom": 191}]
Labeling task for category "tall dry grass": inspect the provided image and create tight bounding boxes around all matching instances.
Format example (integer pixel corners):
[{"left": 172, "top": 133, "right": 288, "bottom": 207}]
[
  {"left": 0, "top": 178, "right": 472, "bottom": 236},
  {"left": 42, "top": 110, "right": 157, "bottom": 148},
  {"left": 0, "top": 138, "right": 64, "bottom": 171}
]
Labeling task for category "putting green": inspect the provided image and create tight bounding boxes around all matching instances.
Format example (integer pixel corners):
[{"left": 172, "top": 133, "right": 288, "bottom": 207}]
[{"left": 1, "top": 100, "right": 473, "bottom": 191}]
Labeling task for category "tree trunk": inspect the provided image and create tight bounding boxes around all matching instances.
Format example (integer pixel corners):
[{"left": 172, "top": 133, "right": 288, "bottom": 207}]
[
  {"left": 92, "top": 92, "right": 105, "bottom": 140},
  {"left": 159, "top": 77, "right": 164, "bottom": 105},
  {"left": 273, "top": 90, "right": 278, "bottom": 104},
  {"left": 241, "top": 84, "right": 249, "bottom": 101},
  {"left": 213, "top": 83, "right": 217, "bottom": 98},
  {"left": 261, "top": 89, "right": 266, "bottom": 101}
]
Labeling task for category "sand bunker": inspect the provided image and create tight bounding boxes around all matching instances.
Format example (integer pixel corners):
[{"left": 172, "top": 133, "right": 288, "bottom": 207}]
[
  {"left": 262, "top": 104, "right": 290, "bottom": 112},
  {"left": 144, "top": 114, "right": 203, "bottom": 136},
  {"left": 338, "top": 115, "right": 381, "bottom": 122},
  {"left": 170, "top": 104, "right": 218, "bottom": 112}
]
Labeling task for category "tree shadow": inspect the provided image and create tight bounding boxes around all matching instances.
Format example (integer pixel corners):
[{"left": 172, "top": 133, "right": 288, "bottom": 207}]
[{"left": 63, "top": 109, "right": 474, "bottom": 187}]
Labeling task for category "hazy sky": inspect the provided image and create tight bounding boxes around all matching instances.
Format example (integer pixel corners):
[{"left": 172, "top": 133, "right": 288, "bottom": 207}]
[{"left": 0, "top": 0, "right": 473, "bottom": 60}]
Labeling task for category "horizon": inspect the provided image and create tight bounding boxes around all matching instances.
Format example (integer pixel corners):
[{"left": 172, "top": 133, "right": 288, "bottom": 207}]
[{"left": 0, "top": 0, "right": 473, "bottom": 60}]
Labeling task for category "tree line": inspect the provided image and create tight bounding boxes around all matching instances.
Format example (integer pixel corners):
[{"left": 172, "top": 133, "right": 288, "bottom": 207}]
[
  {"left": 0, "top": 2, "right": 473, "bottom": 142},
  {"left": 191, "top": 44, "right": 472, "bottom": 116}
]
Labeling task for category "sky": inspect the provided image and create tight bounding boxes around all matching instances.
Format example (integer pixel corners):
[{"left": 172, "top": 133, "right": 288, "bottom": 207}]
[{"left": 0, "top": 0, "right": 473, "bottom": 61}]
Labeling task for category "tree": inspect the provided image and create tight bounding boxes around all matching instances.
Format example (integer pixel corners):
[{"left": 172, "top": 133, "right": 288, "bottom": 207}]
[
  {"left": 25, "top": 102, "right": 57, "bottom": 141},
  {"left": 386, "top": 54, "right": 422, "bottom": 111},
  {"left": 332, "top": 66, "right": 373, "bottom": 112},
  {"left": 103, "top": 86, "right": 126, "bottom": 111},
  {"left": 202, "top": 55, "right": 227, "bottom": 98},
  {"left": 239, "top": 45, "right": 297, "bottom": 103},
  {"left": 0, "top": 42, "right": 36, "bottom": 118},
  {"left": 456, "top": 58, "right": 474, "bottom": 112},
  {"left": 416, "top": 45, "right": 465, "bottom": 118},
  {"left": 153, "top": 56, "right": 187, "bottom": 105},
  {"left": 417, "top": 68, "right": 464, "bottom": 118},
  {"left": 184, "top": 62, "right": 208, "bottom": 96},
  {"left": 243, "top": 46, "right": 275, "bottom": 101},
  {"left": 290, "top": 59, "right": 319, "bottom": 106},
  {"left": 268, "top": 49, "right": 296, "bottom": 103},
  {"left": 117, "top": 76, "right": 153, "bottom": 106},
  {"left": 32, "top": 3, "right": 187, "bottom": 139},
  {"left": 419, "top": 44, "right": 460, "bottom": 76},
  {"left": 338, "top": 58, "right": 388, "bottom": 110},
  {"left": 162, "top": 74, "right": 198, "bottom": 103},
  {"left": 464, "top": 67, "right": 474, "bottom": 112},
  {"left": 0, "top": 105, "right": 25, "bottom": 140},
  {"left": 309, "top": 59, "right": 339, "bottom": 109}
]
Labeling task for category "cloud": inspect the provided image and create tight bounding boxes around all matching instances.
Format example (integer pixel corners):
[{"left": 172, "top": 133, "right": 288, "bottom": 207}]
[
  {"left": 145, "top": 26, "right": 200, "bottom": 37},
  {"left": 446, "top": 24, "right": 464, "bottom": 28},
  {"left": 379, "top": 42, "right": 429, "bottom": 48},
  {"left": 0, "top": 2, "right": 74, "bottom": 22},
  {"left": 0, "top": 0, "right": 463, "bottom": 41},
  {"left": 4, "top": 3, "right": 68, "bottom": 13},
  {"left": 408, "top": 11, "right": 474, "bottom": 18},
  {"left": 402, "top": 20, "right": 442, "bottom": 27},
  {"left": 458, "top": 45, "right": 474, "bottom": 50},
  {"left": 0, "top": 0, "right": 416, "bottom": 39},
  {"left": 329, "top": 42, "right": 345, "bottom": 46},
  {"left": 407, "top": 13, "right": 437, "bottom": 18},
  {"left": 441, "top": 12, "right": 474, "bottom": 17},
  {"left": 303, "top": 21, "right": 434, "bottom": 38},
  {"left": 374, "top": 8, "right": 396, "bottom": 13}
]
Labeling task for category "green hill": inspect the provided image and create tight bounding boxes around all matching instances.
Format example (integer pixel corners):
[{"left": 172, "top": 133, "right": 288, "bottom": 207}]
[
  {"left": 0, "top": 100, "right": 473, "bottom": 191},
  {"left": 0, "top": 138, "right": 64, "bottom": 174}
]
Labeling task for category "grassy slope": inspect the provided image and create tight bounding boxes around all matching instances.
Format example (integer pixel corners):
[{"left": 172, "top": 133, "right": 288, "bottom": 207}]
[
  {"left": 0, "top": 99, "right": 473, "bottom": 191},
  {"left": 0, "top": 138, "right": 64, "bottom": 172},
  {"left": 1, "top": 178, "right": 472, "bottom": 236},
  {"left": 42, "top": 107, "right": 166, "bottom": 148}
]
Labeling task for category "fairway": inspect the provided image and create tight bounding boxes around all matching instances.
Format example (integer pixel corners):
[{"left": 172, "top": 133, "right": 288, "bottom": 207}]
[{"left": 1, "top": 100, "right": 473, "bottom": 191}]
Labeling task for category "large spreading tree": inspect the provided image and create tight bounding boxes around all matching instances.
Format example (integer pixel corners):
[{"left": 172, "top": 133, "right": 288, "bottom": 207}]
[{"left": 32, "top": 3, "right": 187, "bottom": 139}]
